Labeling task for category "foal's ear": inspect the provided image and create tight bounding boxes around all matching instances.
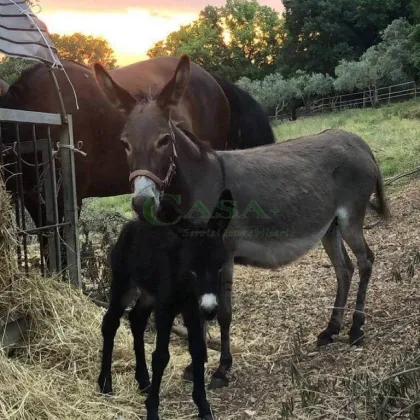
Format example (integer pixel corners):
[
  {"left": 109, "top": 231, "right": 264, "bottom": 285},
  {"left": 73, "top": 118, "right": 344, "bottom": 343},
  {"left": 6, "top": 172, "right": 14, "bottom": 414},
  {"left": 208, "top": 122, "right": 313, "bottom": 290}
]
[
  {"left": 156, "top": 55, "right": 190, "bottom": 110},
  {"left": 94, "top": 63, "right": 137, "bottom": 115},
  {"left": 207, "top": 189, "right": 234, "bottom": 236}
]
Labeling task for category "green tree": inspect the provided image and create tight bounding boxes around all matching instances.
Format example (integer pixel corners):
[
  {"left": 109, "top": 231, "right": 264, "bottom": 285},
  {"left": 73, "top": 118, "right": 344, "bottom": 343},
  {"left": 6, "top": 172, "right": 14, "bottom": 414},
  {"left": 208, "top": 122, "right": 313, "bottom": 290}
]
[
  {"left": 148, "top": 0, "right": 284, "bottom": 81},
  {"left": 237, "top": 70, "right": 333, "bottom": 115},
  {"left": 410, "top": 0, "right": 420, "bottom": 22},
  {"left": 50, "top": 32, "right": 117, "bottom": 69},
  {"left": 281, "top": 0, "right": 412, "bottom": 76},
  {"left": 0, "top": 56, "right": 33, "bottom": 84},
  {"left": 334, "top": 18, "right": 416, "bottom": 94}
]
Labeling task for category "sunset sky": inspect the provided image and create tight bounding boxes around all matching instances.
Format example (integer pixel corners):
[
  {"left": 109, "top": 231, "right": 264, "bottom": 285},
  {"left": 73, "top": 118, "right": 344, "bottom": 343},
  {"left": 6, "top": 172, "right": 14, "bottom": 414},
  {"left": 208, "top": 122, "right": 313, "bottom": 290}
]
[{"left": 37, "top": 0, "right": 284, "bottom": 66}]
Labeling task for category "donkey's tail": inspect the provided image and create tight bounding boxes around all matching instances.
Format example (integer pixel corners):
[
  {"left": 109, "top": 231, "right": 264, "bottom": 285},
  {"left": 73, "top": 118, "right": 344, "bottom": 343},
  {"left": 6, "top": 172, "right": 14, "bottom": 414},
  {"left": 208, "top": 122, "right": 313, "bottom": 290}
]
[{"left": 369, "top": 162, "right": 390, "bottom": 219}]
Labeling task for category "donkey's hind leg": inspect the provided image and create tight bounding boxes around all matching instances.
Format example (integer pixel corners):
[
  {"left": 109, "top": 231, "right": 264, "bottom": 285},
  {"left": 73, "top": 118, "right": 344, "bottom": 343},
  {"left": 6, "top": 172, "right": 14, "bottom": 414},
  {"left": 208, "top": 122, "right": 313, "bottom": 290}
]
[
  {"left": 340, "top": 226, "right": 374, "bottom": 346},
  {"left": 317, "top": 219, "right": 355, "bottom": 347}
]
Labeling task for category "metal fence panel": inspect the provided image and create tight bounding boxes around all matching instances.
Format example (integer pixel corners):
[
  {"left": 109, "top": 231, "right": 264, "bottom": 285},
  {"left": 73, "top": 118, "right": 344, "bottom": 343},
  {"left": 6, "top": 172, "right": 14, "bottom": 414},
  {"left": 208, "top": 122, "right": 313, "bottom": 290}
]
[{"left": 0, "top": 110, "right": 81, "bottom": 287}]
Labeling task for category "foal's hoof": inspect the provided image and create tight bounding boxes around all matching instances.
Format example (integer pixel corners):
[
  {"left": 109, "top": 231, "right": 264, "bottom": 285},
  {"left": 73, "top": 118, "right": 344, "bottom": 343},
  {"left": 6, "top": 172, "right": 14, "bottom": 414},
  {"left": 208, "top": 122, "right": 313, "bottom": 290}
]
[
  {"left": 316, "top": 330, "right": 335, "bottom": 347},
  {"left": 208, "top": 373, "right": 229, "bottom": 390},
  {"left": 98, "top": 377, "right": 114, "bottom": 396},
  {"left": 182, "top": 365, "right": 194, "bottom": 382},
  {"left": 199, "top": 414, "right": 215, "bottom": 420},
  {"left": 349, "top": 327, "right": 364, "bottom": 346}
]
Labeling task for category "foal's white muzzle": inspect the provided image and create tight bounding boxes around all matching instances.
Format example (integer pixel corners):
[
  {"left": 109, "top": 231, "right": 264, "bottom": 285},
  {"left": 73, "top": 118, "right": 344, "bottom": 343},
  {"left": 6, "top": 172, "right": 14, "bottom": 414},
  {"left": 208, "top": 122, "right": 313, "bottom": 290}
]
[{"left": 199, "top": 293, "right": 218, "bottom": 320}]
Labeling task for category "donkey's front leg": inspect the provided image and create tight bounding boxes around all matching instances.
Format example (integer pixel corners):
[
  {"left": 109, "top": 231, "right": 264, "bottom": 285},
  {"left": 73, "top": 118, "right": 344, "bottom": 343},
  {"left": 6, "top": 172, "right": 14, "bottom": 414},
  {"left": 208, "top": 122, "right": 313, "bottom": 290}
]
[
  {"left": 145, "top": 307, "right": 176, "bottom": 420},
  {"left": 98, "top": 298, "right": 126, "bottom": 395},
  {"left": 209, "top": 259, "right": 234, "bottom": 390},
  {"left": 182, "top": 300, "right": 214, "bottom": 420},
  {"left": 128, "top": 299, "right": 153, "bottom": 393}
]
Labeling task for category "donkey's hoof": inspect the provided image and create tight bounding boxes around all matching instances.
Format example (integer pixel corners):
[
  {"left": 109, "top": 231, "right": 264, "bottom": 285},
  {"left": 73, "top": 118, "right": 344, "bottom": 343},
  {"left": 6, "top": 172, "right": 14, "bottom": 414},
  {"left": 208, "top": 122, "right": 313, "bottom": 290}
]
[
  {"left": 349, "top": 327, "right": 364, "bottom": 346},
  {"left": 316, "top": 330, "right": 335, "bottom": 347},
  {"left": 182, "top": 365, "right": 194, "bottom": 382},
  {"left": 98, "top": 377, "right": 114, "bottom": 396},
  {"left": 208, "top": 374, "right": 229, "bottom": 390}
]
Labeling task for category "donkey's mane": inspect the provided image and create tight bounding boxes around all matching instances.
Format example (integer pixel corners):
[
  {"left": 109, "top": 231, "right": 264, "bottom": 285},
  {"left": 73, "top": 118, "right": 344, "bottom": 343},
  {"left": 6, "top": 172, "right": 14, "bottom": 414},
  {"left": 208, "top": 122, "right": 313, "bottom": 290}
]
[{"left": 174, "top": 122, "right": 214, "bottom": 162}]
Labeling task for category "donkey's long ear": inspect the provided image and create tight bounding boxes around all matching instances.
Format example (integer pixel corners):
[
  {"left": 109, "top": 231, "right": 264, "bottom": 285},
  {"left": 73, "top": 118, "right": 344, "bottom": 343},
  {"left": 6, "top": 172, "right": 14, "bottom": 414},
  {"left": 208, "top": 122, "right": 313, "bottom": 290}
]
[
  {"left": 94, "top": 63, "right": 137, "bottom": 115},
  {"left": 207, "top": 189, "right": 234, "bottom": 236},
  {"left": 156, "top": 55, "right": 190, "bottom": 110}
]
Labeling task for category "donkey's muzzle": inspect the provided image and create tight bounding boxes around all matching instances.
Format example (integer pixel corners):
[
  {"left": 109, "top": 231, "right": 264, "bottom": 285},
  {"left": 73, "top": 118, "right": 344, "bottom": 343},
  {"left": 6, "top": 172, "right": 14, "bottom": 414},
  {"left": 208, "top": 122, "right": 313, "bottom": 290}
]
[
  {"left": 132, "top": 195, "right": 159, "bottom": 218},
  {"left": 131, "top": 176, "right": 160, "bottom": 218}
]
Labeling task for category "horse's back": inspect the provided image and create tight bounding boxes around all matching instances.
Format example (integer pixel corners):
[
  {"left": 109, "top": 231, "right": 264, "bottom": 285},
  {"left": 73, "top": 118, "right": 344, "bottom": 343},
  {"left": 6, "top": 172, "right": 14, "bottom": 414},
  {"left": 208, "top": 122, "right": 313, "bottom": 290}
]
[
  {"left": 111, "top": 57, "right": 230, "bottom": 150},
  {"left": 211, "top": 75, "right": 276, "bottom": 149}
]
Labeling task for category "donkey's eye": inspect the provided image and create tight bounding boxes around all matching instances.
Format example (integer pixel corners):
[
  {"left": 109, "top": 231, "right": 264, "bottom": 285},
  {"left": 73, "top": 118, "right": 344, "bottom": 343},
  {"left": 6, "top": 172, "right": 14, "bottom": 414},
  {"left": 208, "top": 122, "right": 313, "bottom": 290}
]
[{"left": 157, "top": 134, "right": 171, "bottom": 149}]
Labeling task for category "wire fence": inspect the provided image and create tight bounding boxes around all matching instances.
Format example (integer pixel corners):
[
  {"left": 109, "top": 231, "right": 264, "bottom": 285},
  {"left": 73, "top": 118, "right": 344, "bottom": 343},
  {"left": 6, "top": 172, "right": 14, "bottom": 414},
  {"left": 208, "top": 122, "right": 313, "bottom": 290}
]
[{"left": 269, "top": 81, "right": 418, "bottom": 122}]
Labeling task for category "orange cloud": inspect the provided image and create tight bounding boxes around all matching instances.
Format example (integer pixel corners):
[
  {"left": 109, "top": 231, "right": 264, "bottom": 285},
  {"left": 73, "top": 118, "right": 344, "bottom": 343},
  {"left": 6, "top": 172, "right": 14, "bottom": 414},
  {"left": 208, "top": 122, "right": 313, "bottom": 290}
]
[
  {"left": 38, "top": 0, "right": 283, "bottom": 13},
  {"left": 39, "top": 8, "right": 197, "bottom": 65}
]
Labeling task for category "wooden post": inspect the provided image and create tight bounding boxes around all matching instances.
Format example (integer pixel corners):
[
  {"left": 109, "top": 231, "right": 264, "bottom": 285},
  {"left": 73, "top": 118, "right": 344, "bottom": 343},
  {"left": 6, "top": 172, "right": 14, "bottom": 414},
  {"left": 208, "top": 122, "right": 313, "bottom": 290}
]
[{"left": 59, "top": 115, "right": 81, "bottom": 288}]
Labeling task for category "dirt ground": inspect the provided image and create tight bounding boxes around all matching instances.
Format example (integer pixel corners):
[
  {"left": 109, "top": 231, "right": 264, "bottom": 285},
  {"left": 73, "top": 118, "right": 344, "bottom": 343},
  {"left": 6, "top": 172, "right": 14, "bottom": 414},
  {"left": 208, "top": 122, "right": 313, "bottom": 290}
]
[
  {"left": 158, "top": 178, "right": 420, "bottom": 419},
  {"left": 2, "top": 178, "right": 419, "bottom": 420}
]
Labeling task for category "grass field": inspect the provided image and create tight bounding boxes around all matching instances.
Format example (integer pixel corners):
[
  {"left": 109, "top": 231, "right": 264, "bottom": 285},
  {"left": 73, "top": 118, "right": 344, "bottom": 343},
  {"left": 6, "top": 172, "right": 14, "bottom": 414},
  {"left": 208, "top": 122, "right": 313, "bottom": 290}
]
[
  {"left": 274, "top": 99, "right": 420, "bottom": 178},
  {"left": 83, "top": 99, "right": 420, "bottom": 217}
]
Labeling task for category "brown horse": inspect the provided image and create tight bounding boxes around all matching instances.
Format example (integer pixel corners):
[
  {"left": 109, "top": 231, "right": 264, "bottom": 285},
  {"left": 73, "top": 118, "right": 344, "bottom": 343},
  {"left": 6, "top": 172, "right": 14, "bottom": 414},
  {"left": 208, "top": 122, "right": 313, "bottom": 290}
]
[
  {"left": 0, "top": 79, "right": 9, "bottom": 96},
  {"left": 95, "top": 54, "right": 390, "bottom": 390},
  {"left": 0, "top": 56, "right": 273, "bottom": 235}
]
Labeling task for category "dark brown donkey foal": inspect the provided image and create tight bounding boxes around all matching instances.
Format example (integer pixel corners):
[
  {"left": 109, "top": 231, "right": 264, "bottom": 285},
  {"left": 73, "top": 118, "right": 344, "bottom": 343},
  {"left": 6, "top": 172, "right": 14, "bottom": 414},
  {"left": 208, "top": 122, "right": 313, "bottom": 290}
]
[
  {"left": 98, "top": 190, "right": 233, "bottom": 420},
  {"left": 95, "top": 54, "right": 390, "bottom": 391}
]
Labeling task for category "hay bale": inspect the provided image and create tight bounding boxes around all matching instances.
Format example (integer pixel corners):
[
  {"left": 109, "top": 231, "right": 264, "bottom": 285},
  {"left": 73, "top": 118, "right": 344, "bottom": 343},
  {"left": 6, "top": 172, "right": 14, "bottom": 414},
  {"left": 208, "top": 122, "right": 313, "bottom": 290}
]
[{"left": 0, "top": 177, "right": 18, "bottom": 292}]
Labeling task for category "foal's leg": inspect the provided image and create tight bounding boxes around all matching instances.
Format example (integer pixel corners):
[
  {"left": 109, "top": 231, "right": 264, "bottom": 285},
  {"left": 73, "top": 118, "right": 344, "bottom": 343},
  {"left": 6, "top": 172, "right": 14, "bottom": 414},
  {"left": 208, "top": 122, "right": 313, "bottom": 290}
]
[
  {"left": 128, "top": 299, "right": 153, "bottom": 393},
  {"left": 209, "top": 258, "right": 234, "bottom": 390},
  {"left": 182, "top": 299, "right": 214, "bottom": 420},
  {"left": 183, "top": 318, "right": 208, "bottom": 382},
  {"left": 341, "top": 224, "right": 375, "bottom": 346},
  {"left": 145, "top": 307, "right": 177, "bottom": 420},
  {"left": 98, "top": 297, "right": 126, "bottom": 395},
  {"left": 317, "top": 220, "right": 355, "bottom": 346}
]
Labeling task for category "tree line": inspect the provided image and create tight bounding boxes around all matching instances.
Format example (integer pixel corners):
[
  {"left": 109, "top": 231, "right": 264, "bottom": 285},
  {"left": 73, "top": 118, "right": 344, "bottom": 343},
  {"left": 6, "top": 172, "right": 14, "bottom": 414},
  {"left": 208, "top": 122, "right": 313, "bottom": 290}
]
[{"left": 147, "top": 0, "right": 420, "bottom": 115}]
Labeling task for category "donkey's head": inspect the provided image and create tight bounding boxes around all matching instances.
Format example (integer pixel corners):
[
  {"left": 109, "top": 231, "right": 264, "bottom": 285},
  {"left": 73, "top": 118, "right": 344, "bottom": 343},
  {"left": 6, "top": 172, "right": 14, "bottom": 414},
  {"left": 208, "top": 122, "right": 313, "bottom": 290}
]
[
  {"left": 163, "top": 189, "right": 234, "bottom": 320},
  {"left": 94, "top": 55, "right": 204, "bottom": 218}
]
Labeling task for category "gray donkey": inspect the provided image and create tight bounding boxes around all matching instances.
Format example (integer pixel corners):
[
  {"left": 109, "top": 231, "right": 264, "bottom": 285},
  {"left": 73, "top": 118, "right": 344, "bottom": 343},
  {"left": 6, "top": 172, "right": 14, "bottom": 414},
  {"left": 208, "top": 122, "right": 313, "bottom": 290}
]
[{"left": 94, "top": 54, "right": 390, "bottom": 390}]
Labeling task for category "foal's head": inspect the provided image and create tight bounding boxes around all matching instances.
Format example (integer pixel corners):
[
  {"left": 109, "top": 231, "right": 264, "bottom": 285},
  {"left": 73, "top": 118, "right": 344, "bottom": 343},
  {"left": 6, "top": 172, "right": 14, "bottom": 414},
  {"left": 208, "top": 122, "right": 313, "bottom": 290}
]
[{"left": 94, "top": 55, "right": 209, "bottom": 219}]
